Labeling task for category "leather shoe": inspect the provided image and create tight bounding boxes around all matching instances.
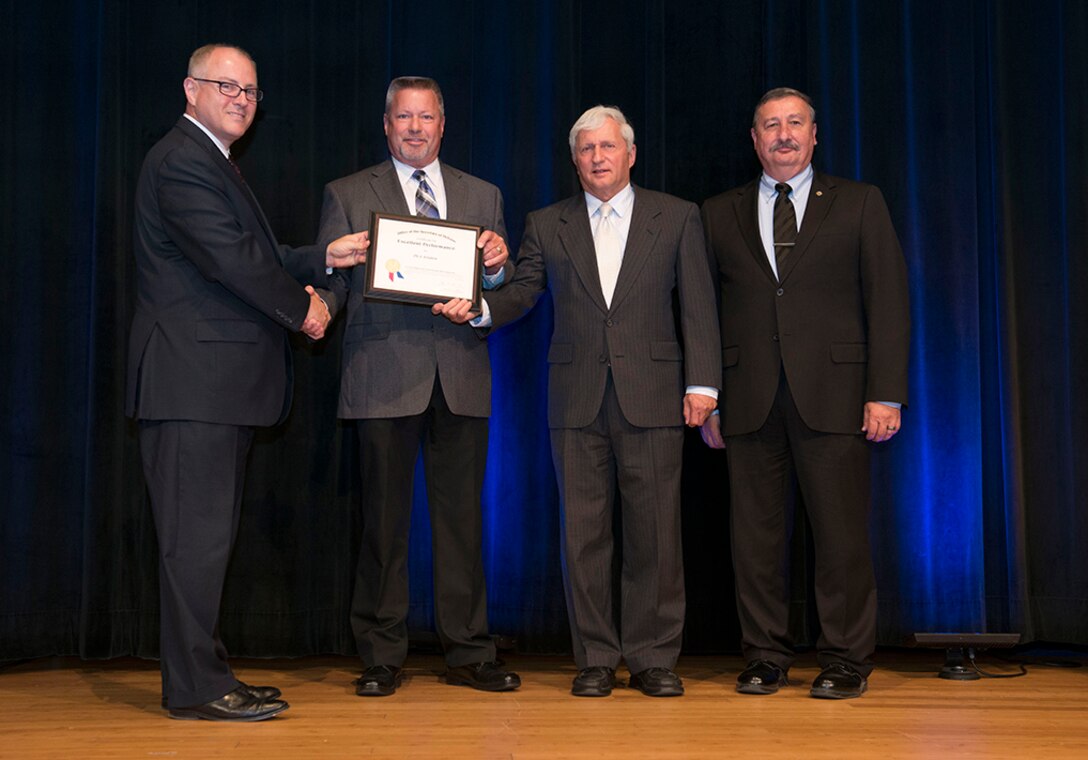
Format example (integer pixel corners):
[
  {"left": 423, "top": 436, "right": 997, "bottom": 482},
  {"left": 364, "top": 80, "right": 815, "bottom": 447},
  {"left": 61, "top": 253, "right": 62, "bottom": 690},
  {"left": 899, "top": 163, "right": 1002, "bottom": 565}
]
[
  {"left": 356, "top": 665, "right": 403, "bottom": 697},
  {"left": 736, "top": 660, "right": 788, "bottom": 695},
  {"left": 571, "top": 666, "right": 617, "bottom": 697},
  {"left": 445, "top": 661, "right": 521, "bottom": 691},
  {"left": 629, "top": 667, "right": 684, "bottom": 697},
  {"left": 168, "top": 686, "right": 288, "bottom": 721},
  {"left": 162, "top": 682, "right": 282, "bottom": 709},
  {"left": 810, "top": 662, "right": 868, "bottom": 699}
]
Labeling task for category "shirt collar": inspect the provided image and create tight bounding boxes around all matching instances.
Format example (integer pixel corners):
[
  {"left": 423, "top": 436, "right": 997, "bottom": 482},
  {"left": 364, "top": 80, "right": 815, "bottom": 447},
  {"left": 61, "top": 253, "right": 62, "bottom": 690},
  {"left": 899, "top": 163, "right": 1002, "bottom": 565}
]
[
  {"left": 392, "top": 156, "right": 442, "bottom": 186},
  {"left": 183, "top": 113, "right": 230, "bottom": 159},
  {"left": 584, "top": 182, "right": 635, "bottom": 218},
  {"left": 759, "top": 164, "right": 814, "bottom": 200}
]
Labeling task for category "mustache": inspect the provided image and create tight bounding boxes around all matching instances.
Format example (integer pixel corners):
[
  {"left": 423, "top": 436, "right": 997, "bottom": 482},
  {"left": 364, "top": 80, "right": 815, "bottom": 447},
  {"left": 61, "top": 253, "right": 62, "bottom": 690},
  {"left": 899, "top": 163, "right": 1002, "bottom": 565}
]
[{"left": 770, "top": 139, "right": 800, "bottom": 151}]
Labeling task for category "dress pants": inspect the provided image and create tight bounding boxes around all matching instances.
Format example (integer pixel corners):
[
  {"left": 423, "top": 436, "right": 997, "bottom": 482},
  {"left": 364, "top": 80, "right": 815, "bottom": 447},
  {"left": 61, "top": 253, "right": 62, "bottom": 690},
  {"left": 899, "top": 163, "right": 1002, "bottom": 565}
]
[
  {"left": 139, "top": 419, "right": 253, "bottom": 707},
  {"left": 726, "top": 371, "right": 876, "bottom": 675},
  {"left": 351, "top": 375, "right": 496, "bottom": 668},
  {"left": 550, "top": 374, "right": 685, "bottom": 673}
]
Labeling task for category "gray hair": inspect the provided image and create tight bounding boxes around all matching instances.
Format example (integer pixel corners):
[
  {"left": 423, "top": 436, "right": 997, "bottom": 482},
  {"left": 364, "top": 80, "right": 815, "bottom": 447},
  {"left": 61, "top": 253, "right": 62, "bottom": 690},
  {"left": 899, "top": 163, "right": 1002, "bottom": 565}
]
[
  {"left": 385, "top": 76, "right": 445, "bottom": 117},
  {"left": 188, "top": 44, "right": 255, "bottom": 78},
  {"left": 568, "top": 105, "right": 635, "bottom": 157},
  {"left": 752, "top": 87, "right": 816, "bottom": 127}
]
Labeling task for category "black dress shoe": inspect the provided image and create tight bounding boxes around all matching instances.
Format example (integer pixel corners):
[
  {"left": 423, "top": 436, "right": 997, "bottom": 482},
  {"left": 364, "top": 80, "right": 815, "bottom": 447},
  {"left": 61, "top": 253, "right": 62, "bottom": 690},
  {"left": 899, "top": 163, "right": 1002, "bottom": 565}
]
[
  {"left": 162, "top": 682, "right": 282, "bottom": 709},
  {"left": 356, "top": 665, "right": 403, "bottom": 697},
  {"left": 571, "top": 666, "right": 617, "bottom": 697},
  {"left": 168, "top": 687, "right": 288, "bottom": 721},
  {"left": 736, "top": 660, "right": 788, "bottom": 695},
  {"left": 810, "top": 662, "right": 868, "bottom": 699},
  {"left": 445, "top": 661, "right": 521, "bottom": 692},
  {"left": 629, "top": 667, "right": 684, "bottom": 697}
]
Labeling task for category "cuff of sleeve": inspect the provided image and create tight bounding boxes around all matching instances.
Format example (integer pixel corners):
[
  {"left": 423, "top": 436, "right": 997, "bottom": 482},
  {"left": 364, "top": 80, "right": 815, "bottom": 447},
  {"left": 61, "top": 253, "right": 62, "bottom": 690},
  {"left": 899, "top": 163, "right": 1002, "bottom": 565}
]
[{"left": 470, "top": 298, "right": 493, "bottom": 327}]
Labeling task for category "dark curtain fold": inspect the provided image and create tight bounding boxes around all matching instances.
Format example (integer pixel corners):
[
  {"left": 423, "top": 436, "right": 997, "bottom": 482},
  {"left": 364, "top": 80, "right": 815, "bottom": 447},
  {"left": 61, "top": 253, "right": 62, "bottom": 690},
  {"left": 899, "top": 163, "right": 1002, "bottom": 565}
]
[{"left": 2, "top": 0, "right": 1085, "bottom": 662}]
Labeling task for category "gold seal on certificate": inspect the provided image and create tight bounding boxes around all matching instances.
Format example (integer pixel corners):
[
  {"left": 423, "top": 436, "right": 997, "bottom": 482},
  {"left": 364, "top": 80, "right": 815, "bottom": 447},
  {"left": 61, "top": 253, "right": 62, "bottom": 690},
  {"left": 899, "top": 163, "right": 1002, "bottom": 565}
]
[{"left": 364, "top": 212, "right": 483, "bottom": 311}]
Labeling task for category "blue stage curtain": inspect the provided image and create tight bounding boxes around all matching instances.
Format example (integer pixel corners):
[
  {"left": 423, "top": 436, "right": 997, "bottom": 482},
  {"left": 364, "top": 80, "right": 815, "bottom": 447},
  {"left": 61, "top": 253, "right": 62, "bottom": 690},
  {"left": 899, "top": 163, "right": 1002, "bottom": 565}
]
[{"left": 1, "top": 0, "right": 1085, "bottom": 661}]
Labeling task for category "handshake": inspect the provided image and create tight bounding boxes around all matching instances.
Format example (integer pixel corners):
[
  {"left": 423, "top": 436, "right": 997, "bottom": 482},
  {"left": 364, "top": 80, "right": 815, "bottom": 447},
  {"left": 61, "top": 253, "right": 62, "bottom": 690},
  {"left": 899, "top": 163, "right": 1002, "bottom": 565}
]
[
  {"left": 302, "top": 285, "right": 332, "bottom": 340},
  {"left": 301, "top": 230, "right": 370, "bottom": 340}
]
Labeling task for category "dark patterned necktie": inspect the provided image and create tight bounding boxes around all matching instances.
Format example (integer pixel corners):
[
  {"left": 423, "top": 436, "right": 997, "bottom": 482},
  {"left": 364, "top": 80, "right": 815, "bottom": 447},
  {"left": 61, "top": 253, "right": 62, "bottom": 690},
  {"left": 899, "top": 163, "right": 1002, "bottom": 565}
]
[
  {"left": 412, "top": 169, "right": 440, "bottom": 219},
  {"left": 228, "top": 156, "right": 246, "bottom": 184},
  {"left": 773, "top": 182, "right": 796, "bottom": 276}
]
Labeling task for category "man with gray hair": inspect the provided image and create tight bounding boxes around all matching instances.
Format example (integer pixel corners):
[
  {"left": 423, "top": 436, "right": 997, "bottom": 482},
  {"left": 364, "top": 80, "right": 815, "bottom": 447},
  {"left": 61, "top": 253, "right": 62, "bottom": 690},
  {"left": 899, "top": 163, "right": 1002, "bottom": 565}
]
[{"left": 482, "top": 105, "right": 720, "bottom": 697}]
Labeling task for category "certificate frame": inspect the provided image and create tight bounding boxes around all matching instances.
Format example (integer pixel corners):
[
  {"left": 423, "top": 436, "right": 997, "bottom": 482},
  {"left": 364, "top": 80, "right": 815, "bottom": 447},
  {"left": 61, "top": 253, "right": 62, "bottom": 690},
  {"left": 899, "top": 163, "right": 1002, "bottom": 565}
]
[{"left": 364, "top": 211, "right": 483, "bottom": 311}]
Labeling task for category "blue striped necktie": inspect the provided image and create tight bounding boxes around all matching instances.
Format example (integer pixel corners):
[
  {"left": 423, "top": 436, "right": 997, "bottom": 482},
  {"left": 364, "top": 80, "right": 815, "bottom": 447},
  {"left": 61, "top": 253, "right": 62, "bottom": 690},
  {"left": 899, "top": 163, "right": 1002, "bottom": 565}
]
[{"left": 412, "top": 169, "right": 440, "bottom": 219}]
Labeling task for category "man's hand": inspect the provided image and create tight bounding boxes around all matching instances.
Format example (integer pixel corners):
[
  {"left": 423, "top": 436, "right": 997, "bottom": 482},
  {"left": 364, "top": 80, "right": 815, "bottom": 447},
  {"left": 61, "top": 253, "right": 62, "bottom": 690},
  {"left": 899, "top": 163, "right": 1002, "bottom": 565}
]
[
  {"left": 861, "top": 401, "right": 902, "bottom": 443},
  {"left": 478, "top": 230, "right": 508, "bottom": 275},
  {"left": 700, "top": 412, "right": 725, "bottom": 449},
  {"left": 301, "top": 285, "right": 331, "bottom": 339},
  {"left": 431, "top": 297, "right": 479, "bottom": 325},
  {"left": 326, "top": 231, "right": 369, "bottom": 268},
  {"left": 683, "top": 393, "right": 717, "bottom": 427}
]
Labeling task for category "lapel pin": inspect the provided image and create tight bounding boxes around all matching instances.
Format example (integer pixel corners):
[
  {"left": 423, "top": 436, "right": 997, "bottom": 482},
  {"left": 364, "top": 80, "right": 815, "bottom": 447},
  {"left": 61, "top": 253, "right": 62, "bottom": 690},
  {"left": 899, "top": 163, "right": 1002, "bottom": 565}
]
[{"left": 815, "top": 190, "right": 823, "bottom": 197}]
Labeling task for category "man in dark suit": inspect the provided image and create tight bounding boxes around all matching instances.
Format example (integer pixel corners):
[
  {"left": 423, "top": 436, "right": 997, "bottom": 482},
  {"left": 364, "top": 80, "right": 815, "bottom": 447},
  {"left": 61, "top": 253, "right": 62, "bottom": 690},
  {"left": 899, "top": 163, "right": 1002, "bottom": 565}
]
[
  {"left": 483, "top": 106, "right": 721, "bottom": 697},
  {"left": 317, "top": 77, "right": 519, "bottom": 696},
  {"left": 700, "top": 87, "right": 910, "bottom": 699},
  {"left": 127, "top": 44, "right": 367, "bottom": 721}
]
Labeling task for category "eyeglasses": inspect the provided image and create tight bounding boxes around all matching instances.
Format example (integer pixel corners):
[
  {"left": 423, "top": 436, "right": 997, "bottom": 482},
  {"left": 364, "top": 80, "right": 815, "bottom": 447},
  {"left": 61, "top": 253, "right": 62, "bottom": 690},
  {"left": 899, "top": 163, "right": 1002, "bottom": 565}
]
[{"left": 191, "top": 77, "right": 264, "bottom": 103}]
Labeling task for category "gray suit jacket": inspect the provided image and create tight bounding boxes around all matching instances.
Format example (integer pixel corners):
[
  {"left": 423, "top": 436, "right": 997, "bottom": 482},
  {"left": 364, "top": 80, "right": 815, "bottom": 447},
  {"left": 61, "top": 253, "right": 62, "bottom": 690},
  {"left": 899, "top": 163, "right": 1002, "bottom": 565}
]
[
  {"left": 318, "top": 160, "right": 509, "bottom": 419},
  {"left": 487, "top": 187, "right": 721, "bottom": 428}
]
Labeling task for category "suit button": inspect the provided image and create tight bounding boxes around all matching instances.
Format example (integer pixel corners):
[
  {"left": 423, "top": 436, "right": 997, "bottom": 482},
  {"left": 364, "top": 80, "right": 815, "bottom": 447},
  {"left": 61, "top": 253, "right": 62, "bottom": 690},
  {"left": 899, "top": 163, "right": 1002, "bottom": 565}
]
[
  {"left": 599, "top": 355, "right": 607, "bottom": 363},
  {"left": 772, "top": 334, "right": 779, "bottom": 341},
  {"left": 606, "top": 319, "right": 614, "bottom": 327},
  {"left": 776, "top": 288, "right": 784, "bottom": 296}
]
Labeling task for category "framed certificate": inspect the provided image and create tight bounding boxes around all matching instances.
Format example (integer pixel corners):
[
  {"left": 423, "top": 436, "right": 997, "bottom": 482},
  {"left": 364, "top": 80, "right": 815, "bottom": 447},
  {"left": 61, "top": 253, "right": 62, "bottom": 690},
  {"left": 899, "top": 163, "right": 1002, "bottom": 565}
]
[{"left": 364, "top": 212, "right": 483, "bottom": 311}]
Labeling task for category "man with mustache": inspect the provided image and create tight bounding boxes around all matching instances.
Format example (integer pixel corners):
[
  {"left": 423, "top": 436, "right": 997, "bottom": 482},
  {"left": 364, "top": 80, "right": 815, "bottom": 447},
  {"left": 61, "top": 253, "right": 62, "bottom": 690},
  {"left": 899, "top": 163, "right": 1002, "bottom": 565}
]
[{"left": 700, "top": 87, "right": 910, "bottom": 698}]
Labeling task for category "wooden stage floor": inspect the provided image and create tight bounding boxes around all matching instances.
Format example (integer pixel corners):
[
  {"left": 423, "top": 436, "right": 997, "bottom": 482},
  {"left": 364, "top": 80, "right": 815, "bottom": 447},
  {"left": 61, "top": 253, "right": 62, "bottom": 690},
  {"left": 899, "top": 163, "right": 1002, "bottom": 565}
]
[{"left": 1, "top": 651, "right": 1085, "bottom": 758}]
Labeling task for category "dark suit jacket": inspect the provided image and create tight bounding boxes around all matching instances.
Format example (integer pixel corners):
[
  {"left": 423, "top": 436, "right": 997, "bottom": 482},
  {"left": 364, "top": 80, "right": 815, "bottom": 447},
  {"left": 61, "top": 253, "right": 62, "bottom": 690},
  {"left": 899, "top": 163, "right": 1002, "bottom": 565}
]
[
  {"left": 318, "top": 160, "right": 509, "bottom": 419},
  {"left": 487, "top": 187, "right": 721, "bottom": 429},
  {"left": 126, "top": 117, "right": 329, "bottom": 427},
  {"left": 701, "top": 171, "right": 910, "bottom": 436}
]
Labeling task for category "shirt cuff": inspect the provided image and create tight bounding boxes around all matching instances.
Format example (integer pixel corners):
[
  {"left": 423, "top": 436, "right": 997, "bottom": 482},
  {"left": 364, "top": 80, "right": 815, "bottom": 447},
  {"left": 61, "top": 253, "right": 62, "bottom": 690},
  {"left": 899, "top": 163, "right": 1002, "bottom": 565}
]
[
  {"left": 470, "top": 298, "right": 493, "bottom": 327},
  {"left": 686, "top": 385, "right": 719, "bottom": 400},
  {"left": 482, "top": 268, "right": 505, "bottom": 290}
]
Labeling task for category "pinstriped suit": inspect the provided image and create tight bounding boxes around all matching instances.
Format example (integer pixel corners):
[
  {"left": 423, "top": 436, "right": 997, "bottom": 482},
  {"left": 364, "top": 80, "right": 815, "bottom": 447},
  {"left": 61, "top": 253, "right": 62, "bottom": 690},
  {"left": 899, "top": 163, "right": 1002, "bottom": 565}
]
[
  {"left": 318, "top": 159, "right": 510, "bottom": 669},
  {"left": 487, "top": 187, "right": 720, "bottom": 671}
]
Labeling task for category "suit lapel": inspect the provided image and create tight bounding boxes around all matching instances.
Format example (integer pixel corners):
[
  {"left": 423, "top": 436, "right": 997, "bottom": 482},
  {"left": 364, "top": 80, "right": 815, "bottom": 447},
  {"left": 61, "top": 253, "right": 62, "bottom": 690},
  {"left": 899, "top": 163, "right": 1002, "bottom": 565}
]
[
  {"left": 369, "top": 160, "right": 411, "bottom": 215},
  {"left": 175, "top": 118, "right": 282, "bottom": 260},
  {"left": 608, "top": 187, "right": 658, "bottom": 310},
  {"left": 557, "top": 195, "right": 609, "bottom": 314},
  {"left": 778, "top": 172, "right": 835, "bottom": 284},
  {"left": 443, "top": 164, "right": 466, "bottom": 222},
  {"left": 734, "top": 180, "right": 777, "bottom": 284}
]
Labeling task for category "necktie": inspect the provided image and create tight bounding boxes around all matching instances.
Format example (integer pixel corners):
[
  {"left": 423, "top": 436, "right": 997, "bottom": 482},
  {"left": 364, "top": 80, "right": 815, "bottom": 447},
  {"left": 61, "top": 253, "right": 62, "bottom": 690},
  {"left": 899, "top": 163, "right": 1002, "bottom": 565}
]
[
  {"left": 228, "top": 156, "right": 246, "bottom": 184},
  {"left": 773, "top": 182, "right": 796, "bottom": 277},
  {"left": 595, "top": 202, "right": 623, "bottom": 307},
  {"left": 412, "top": 169, "right": 440, "bottom": 219}
]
